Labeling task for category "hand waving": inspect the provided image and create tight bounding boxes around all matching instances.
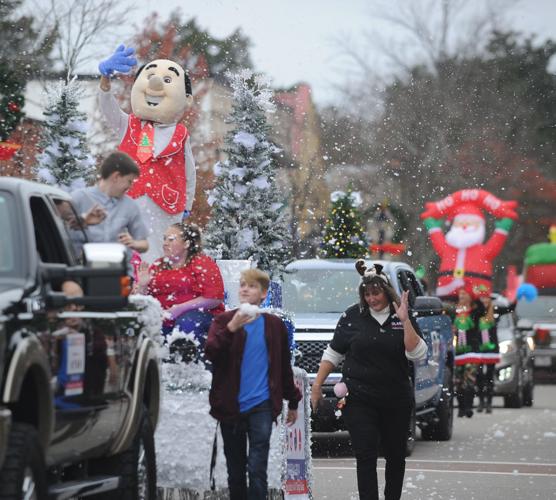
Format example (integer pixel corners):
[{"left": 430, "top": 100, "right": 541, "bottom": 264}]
[
  {"left": 99, "top": 44, "right": 137, "bottom": 77},
  {"left": 393, "top": 290, "right": 410, "bottom": 323}
]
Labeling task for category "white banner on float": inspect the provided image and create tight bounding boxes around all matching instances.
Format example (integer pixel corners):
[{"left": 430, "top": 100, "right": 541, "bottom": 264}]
[{"left": 283, "top": 367, "right": 312, "bottom": 499}]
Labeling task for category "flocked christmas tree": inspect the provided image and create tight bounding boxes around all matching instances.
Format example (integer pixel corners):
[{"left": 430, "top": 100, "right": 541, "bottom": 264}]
[
  {"left": 35, "top": 77, "right": 95, "bottom": 190},
  {"left": 205, "top": 69, "right": 291, "bottom": 276},
  {"left": 321, "top": 190, "right": 369, "bottom": 258}
]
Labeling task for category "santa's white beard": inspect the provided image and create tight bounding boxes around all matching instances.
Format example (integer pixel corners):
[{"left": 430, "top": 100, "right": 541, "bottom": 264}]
[{"left": 445, "top": 224, "right": 485, "bottom": 249}]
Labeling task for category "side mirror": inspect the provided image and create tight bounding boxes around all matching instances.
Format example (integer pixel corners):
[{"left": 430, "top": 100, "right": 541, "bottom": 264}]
[
  {"left": 413, "top": 296, "right": 444, "bottom": 316},
  {"left": 81, "top": 243, "right": 130, "bottom": 298},
  {"left": 516, "top": 318, "right": 534, "bottom": 331},
  {"left": 43, "top": 243, "right": 130, "bottom": 309}
]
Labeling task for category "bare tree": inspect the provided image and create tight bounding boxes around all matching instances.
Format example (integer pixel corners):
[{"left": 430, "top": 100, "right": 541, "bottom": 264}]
[
  {"left": 29, "top": 0, "right": 131, "bottom": 79},
  {"left": 326, "top": 0, "right": 524, "bottom": 274}
]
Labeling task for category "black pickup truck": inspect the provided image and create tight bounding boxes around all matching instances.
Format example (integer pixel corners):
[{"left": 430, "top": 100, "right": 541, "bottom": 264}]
[{"left": 0, "top": 178, "right": 161, "bottom": 500}]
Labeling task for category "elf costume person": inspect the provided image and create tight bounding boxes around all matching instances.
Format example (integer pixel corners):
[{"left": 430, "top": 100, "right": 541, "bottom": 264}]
[
  {"left": 453, "top": 285, "right": 485, "bottom": 418},
  {"left": 98, "top": 45, "right": 196, "bottom": 261},
  {"left": 475, "top": 289, "right": 501, "bottom": 413},
  {"left": 421, "top": 189, "right": 518, "bottom": 301}
]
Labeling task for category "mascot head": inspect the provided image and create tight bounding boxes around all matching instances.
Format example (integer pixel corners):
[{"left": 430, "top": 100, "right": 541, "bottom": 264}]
[
  {"left": 131, "top": 59, "right": 193, "bottom": 124},
  {"left": 446, "top": 204, "right": 486, "bottom": 249}
]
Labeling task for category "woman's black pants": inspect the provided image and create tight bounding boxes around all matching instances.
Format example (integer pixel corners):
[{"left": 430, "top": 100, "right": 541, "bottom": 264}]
[{"left": 343, "top": 400, "right": 411, "bottom": 500}]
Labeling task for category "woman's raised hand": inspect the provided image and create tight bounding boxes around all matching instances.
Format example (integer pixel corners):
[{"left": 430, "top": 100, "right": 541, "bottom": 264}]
[
  {"left": 393, "top": 290, "right": 410, "bottom": 322},
  {"left": 136, "top": 262, "right": 151, "bottom": 288}
]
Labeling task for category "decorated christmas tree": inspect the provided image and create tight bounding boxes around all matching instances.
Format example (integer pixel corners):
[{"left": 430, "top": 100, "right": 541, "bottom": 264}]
[
  {"left": 321, "top": 190, "right": 369, "bottom": 258},
  {"left": 0, "top": 65, "right": 25, "bottom": 143},
  {"left": 0, "top": 63, "right": 25, "bottom": 160},
  {"left": 205, "top": 69, "right": 291, "bottom": 276},
  {"left": 35, "top": 78, "right": 95, "bottom": 190}
]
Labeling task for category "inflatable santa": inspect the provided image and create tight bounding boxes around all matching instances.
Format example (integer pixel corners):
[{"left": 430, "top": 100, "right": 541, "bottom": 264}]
[
  {"left": 98, "top": 45, "right": 196, "bottom": 260},
  {"left": 421, "top": 189, "right": 518, "bottom": 300}
]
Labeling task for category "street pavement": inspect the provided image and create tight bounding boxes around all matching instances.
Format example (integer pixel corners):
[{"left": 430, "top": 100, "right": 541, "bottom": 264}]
[{"left": 311, "top": 384, "right": 556, "bottom": 499}]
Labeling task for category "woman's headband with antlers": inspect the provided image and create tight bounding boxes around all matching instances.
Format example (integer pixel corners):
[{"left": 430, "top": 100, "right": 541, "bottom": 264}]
[{"left": 355, "top": 259, "right": 390, "bottom": 284}]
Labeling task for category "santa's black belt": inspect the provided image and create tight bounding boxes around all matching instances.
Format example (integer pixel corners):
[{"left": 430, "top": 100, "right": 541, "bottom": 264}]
[{"left": 438, "top": 271, "right": 492, "bottom": 280}]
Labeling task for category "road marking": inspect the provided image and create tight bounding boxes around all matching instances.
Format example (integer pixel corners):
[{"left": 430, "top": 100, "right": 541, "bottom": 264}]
[
  {"left": 313, "top": 466, "right": 556, "bottom": 477},
  {"left": 313, "top": 459, "right": 556, "bottom": 476}
]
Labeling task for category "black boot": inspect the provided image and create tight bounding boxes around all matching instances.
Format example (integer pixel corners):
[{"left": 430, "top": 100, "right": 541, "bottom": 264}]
[
  {"left": 477, "top": 394, "right": 485, "bottom": 413},
  {"left": 457, "top": 393, "right": 465, "bottom": 417},
  {"left": 464, "top": 388, "right": 474, "bottom": 418},
  {"left": 485, "top": 393, "right": 493, "bottom": 414}
]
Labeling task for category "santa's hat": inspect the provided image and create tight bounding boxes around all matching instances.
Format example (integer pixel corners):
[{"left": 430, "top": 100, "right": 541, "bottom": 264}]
[{"left": 448, "top": 203, "right": 485, "bottom": 222}]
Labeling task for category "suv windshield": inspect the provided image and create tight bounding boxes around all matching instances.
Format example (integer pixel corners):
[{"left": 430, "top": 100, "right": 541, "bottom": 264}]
[
  {"left": 0, "top": 191, "right": 22, "bottom": 280},
  {"left": 516, "top": 296, "right": 556, "bottom": 322},
  {"left": 283, "top": 268, "right": 360, "bottom": 313}
]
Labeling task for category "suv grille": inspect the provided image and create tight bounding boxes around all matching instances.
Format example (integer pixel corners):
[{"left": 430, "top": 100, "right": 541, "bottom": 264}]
[{"left": 294, "top": 340, "right": 343, "bottom": 374}]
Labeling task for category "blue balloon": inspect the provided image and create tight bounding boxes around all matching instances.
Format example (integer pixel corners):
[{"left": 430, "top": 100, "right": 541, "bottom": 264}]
[{"left": 516, "top": 283, "right": 538, "bottom": 302}]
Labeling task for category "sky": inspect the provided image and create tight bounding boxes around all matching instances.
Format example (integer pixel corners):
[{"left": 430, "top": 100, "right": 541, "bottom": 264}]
[{"left": 32, "top": 0, "right": 556, "bottom": 106}]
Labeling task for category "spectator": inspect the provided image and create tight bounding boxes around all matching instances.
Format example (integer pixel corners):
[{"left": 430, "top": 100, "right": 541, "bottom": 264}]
[
  {"left": 135, "top": 222, "right": 224, "bottom": 361},
  {"left": 205, "top": 269, "right": 301, "bottom": 500},
  {"left": 71, "top": 151, "right": 149, "bottom": 256},
  {"left": 310, "top": 261, "right": 427, "bottom": 500}
]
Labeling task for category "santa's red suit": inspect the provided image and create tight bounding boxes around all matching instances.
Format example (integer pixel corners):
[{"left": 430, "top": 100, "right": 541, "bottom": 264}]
[
  {"left": 428, "top": 223, "right": 509, "bottom": 299},
  {"left": 422, "top": 191, "right": 517, "bottom": 300}
]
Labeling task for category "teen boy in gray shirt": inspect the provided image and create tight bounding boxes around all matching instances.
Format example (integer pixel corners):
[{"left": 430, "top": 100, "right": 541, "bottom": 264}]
[{"left": 71, "top": 152, "right": 149, "bottom": 255}]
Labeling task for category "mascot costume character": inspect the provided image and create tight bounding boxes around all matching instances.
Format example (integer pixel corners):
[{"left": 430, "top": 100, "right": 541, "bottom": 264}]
[
  {"left": 421, "top": 189, "right": 518, "bottom": 300},
  {"left": 98, "top": 45, "right": 195, "bottom": 261}
]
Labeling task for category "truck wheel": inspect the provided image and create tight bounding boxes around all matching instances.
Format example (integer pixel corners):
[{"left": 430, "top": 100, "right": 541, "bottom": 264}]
[
  {"left": 93, "top": 410, "right": 156, "bottom": 500},
  {"left": 422, "top": 367, "right": 454, "bottom": 441},
  {"left": 0, "top": 423, "right": 47, "bottom": 500}
]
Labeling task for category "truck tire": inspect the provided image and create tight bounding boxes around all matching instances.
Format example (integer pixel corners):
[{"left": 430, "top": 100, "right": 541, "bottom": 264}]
[
  {"left": 421, "top": 367, "right": 454, "bottom": 441},
  {"left": 92, "top": 409, "right": 156, "bottom": 500},
  {"left": 504, "top": 371, "right": 523, "bottom": 408},
  {"left": 0, "top": 423, "right": 47, "bottom": 500}
]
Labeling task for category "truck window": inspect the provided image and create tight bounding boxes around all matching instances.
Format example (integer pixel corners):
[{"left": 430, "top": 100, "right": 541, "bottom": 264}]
[
  {"left": 30, "top": 196, "right": 71, "bottom": 265},
  {"left": 396, "top": 270, "right": 422, "bottom": 307},
  {"left": 0, "top": 192, "right": 19, "bottom": 277},
  {"left": 50, "top": 196, "right": 85, "bottom": 263}
]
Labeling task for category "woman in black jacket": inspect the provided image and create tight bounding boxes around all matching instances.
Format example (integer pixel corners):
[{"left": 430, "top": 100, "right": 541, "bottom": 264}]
[{"left": 310, "top": 261, "right": 428, "bottom": 500}]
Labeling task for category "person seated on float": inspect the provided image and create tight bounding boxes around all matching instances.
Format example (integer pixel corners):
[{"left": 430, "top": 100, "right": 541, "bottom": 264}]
[{"left": 135, "top": 222, "right": 224, "bottom": 362}]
